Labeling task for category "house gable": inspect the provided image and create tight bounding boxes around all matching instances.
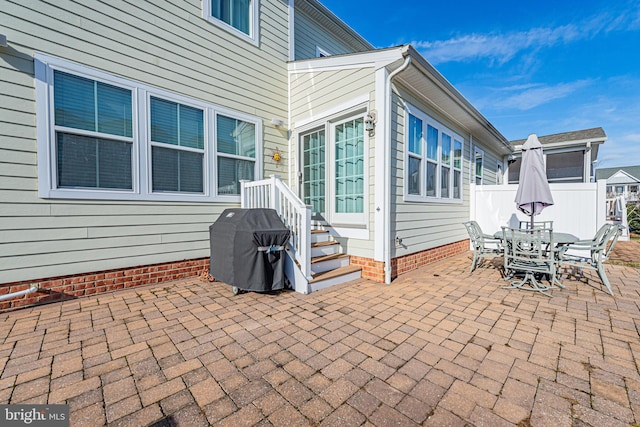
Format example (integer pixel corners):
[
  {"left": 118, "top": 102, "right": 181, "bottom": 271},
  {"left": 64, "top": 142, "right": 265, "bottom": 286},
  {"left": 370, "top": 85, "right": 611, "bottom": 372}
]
[{"left": 607, "top": 170, "right": 640, "bottom": 185}]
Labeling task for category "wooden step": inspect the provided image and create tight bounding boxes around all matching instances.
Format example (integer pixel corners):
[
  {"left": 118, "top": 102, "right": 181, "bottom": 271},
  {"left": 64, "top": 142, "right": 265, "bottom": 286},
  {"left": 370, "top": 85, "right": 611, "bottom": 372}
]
[
  {"left": 311, "top": 229, "right": 328, "bottom": 234},
  {"left": 311, "top": 253, "right": 349, "bottom": 264},
  {"left": 311, "top": 240, "right": 339, "bottom": 248},
  {"left": 310, "top": 265, "right": 361, "bottom": 283}
]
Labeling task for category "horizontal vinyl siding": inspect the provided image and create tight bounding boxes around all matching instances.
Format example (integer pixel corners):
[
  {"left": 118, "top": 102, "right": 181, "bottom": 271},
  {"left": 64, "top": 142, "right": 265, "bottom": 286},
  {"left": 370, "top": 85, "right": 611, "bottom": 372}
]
[
  {"left": 0, "top": 0, "right": 290, "bottom": 283},
  {"left": 390, "top": 86, "right": 502, "bottom": 258},
  {"left": 294, "top": 10, "right": 361, "bottom": 59},
  {"left": 290, "top": 68, "right": 374, "bottom": 123}
]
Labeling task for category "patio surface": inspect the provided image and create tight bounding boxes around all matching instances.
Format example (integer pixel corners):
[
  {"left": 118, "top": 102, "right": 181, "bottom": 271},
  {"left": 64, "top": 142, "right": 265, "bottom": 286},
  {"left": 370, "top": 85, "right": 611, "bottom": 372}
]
[{"left": 1, "top": 252, "right": 639, "bottom": 426}]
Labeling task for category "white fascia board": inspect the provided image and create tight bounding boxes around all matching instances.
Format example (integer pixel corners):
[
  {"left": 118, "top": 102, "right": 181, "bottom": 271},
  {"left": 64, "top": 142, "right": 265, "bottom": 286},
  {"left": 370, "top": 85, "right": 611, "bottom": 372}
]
[{"left": 288, "top": 47, "right": 404, "bottom": 74}]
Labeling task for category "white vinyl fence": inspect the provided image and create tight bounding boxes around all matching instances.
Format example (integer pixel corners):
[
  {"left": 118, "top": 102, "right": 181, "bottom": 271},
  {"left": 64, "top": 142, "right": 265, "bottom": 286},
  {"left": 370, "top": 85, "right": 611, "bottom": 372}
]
[{"left": 470, "top": 180, "right": 608, "bottom": 241}]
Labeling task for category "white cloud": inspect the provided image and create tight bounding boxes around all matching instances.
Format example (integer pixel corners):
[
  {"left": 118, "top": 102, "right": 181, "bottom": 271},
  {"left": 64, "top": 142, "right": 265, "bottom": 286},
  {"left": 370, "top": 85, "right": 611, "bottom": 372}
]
[
  {"left": 494, "top": 80, "right": 593, "bottom": 110},
  {"left": 414, "top": 7, "right": 639, "bottom": 65}
]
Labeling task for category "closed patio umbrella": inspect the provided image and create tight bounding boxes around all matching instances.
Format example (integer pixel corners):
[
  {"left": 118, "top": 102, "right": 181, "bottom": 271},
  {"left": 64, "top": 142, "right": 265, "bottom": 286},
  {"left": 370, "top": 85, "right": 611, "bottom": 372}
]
[{"left": 514, "top": 133, "right": 554, "bottom": 228}]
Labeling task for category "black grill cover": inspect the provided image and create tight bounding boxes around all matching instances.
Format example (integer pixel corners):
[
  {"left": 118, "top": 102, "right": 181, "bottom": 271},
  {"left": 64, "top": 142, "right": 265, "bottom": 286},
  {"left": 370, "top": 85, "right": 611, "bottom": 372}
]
[{"left": 209, "top": 208, "right": 290, "bottom": 292}]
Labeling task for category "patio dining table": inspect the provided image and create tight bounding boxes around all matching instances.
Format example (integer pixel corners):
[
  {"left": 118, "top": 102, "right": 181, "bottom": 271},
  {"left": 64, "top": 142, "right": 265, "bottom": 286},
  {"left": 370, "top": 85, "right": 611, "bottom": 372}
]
[
  {"left": 493, "top": 229, "right": 579, "bottom": 294},
  {"left": 492, "top": 231, "right": 579, "bottom": 245}
]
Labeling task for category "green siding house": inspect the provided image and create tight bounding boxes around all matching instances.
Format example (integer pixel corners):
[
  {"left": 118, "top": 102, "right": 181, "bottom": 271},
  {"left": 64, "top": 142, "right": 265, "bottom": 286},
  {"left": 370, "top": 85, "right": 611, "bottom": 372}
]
[{"left": 0, "top": 0, "right": 512, "bottom": 309}]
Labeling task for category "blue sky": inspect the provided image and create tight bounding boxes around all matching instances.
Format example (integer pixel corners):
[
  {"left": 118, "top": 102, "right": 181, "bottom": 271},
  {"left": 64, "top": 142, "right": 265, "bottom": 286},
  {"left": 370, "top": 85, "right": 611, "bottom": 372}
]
[{"left": 319, "top": 0, "right": 640, "bottom": 169}]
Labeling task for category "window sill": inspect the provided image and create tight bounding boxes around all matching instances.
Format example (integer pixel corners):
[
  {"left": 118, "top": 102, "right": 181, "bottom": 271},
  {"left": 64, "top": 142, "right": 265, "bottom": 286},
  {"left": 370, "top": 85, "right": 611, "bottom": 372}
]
[
  {"left": 39, "top": 188, "right": 241, "bottom": 203},
  {"left": 403, "top": 194, "right": 464, "bottom": 204}
]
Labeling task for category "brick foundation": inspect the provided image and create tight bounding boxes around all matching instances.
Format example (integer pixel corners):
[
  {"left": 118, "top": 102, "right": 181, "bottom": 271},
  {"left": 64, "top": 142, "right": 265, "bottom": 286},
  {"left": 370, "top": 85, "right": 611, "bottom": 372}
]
[
  {"left": 351, "top": 239, "right": 469, "bottom": 283},
  {"left": 1, "top": 240, "right": 469, "bottom": 311},
  {"left": 0, "top": 258, "right": 209, "bottom": 312}
]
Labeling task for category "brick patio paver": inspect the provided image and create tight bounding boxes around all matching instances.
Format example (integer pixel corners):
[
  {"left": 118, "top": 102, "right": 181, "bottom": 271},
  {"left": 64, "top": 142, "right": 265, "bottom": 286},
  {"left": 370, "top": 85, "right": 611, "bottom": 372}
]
[{"left": 0, "top": 251, "right": 639, "bottom": 426}]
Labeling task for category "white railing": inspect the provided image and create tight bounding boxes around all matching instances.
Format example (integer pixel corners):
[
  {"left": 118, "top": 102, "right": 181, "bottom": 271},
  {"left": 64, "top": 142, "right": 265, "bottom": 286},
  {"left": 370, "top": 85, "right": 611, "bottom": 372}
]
[{"left": 241, "top": 175, "right": 312, "bottom": 280}]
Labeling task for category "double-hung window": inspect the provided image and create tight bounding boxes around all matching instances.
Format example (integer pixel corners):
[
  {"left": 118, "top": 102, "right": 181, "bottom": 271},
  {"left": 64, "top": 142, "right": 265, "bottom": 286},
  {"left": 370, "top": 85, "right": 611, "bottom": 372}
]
[
  {"left": 150, "top": 97, "right": 205, "bottom": 193},
  {"left": 405, "top": 104, "right": 463, "bottom": 202},
  {"left": 36, "top": 54, "right": 261, "bottom": 202},
  {"left": 203, "top": 0, "right": 259, "bottom": 45}
]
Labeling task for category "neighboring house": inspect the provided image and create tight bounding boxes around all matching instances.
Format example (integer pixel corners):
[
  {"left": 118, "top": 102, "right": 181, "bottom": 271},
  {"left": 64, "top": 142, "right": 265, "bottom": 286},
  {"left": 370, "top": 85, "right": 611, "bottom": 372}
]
[
  {"left": 507, "top": 128, "right": 606, "bottom": 184},
  {"left": 0, "top": 0, "right": 511, "bottom": 309},
  {"left": 596, "top": 166, "right": 640, "bottom": 202}
]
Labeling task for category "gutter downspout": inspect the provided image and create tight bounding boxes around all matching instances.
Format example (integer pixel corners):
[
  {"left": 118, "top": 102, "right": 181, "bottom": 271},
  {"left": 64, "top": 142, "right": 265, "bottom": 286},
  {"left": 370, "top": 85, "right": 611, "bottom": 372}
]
[
  {"left": 383, "top": 54, "right": 412, "bottom": 285},
  {"left": 0, "top": 285, "right": 39, "bottom": 302}
]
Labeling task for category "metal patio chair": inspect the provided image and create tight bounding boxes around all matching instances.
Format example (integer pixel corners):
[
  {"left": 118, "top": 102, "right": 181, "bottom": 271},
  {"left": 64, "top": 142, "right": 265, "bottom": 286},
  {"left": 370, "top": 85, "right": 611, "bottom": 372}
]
[
  {"left": 502, "top": 227, "right": 558, "bottom": 296},
  {"left": 463, "top": 221, "right": 502, "bottom": 273},
  {"left": 558, "top": 223, "right": 624, "bottom": 295}
]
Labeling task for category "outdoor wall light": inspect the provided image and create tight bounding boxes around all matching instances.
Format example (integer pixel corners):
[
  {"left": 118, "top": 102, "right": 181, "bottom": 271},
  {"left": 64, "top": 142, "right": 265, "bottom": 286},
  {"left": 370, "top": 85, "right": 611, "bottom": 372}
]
[
  {"left": 0, "top": 34, "right": 7, "bottom": 48},
  {"left": 271, "top": 118, "right": 285, "bottom": 127},
  {"left": 365, "top": 110, "right": 377, "bottom": 132}
]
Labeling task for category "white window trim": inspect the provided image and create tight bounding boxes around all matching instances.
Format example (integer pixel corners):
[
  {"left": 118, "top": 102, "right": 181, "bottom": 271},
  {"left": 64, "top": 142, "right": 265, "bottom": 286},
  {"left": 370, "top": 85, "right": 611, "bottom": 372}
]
[
  {"left": 35, "top": 53, "right": 262, "bottom": 202},
  {"left": 202, "top": 0, "right": 260, "bottom": 47},
  {"left": 403, "top": 103, "right": 464, "bottom": 204}
]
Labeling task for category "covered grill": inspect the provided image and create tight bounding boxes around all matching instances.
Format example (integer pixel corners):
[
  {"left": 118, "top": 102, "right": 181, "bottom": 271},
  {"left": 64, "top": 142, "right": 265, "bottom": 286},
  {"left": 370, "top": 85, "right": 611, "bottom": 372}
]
[{"left": 209, "top": 208, "right": 290, "bottom": 293}]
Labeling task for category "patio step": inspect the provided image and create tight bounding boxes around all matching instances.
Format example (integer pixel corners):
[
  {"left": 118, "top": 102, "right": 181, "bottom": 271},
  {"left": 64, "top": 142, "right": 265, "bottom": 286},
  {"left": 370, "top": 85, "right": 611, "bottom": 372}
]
[
  {"left": 311, "top": 229, "right": 330, "bottom": 244},
  {"left": 309, "top": 265, "right": 362, "bottom": 292},
  {"left": 311, "top": 240, "right": 340, "bottom": 258},
  {"left": 311, "top": 253, "right": 351, "bottom": 274}
]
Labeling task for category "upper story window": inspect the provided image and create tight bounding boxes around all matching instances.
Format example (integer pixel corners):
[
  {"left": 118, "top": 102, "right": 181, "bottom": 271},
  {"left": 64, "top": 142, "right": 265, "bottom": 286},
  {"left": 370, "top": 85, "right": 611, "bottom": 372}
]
[
  {"left": 36, "top": 54, "right": 262, "bottom": 202},
  {"left": 203, "top": 0, "right": 259, "bottom": 45},
  {"left": 405, "top": 104, "right": 463, "bottom": 203}
]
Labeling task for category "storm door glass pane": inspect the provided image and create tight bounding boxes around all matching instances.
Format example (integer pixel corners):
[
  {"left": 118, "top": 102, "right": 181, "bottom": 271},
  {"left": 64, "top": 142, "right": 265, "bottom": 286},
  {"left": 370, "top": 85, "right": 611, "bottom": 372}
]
[
  {"left": 335, "top": 118, "right": 364, "bottom": 213},
  {"left": 302, "top": 130, "right": 325, "bottom": 214}
]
